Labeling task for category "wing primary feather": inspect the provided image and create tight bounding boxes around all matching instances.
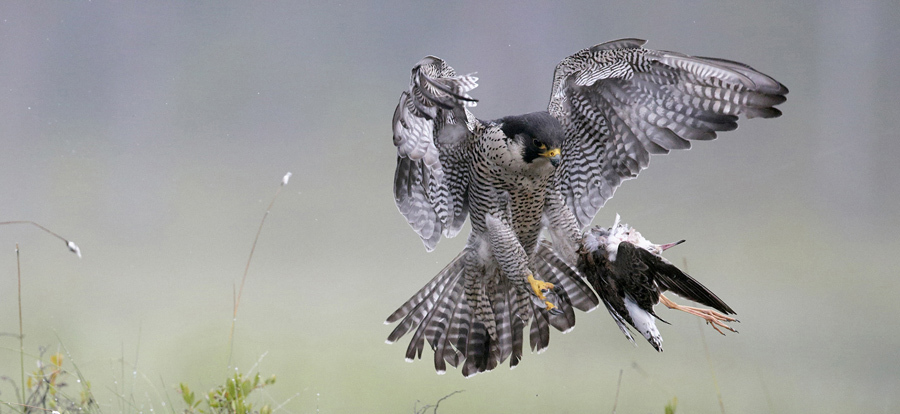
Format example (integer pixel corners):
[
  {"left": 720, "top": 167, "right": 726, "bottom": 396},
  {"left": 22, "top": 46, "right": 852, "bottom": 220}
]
[
  {"left": 392, "top": 56, "right": 479, "bottom": 250},
  {"left": 637, "top": 249, "right": 735, "bottom": 314},
  {"left": 547, "top": 39, "right": 787, "bottom": 227}
]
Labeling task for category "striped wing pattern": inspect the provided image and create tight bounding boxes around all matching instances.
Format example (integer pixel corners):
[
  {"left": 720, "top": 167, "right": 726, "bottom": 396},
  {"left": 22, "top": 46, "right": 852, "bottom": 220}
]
[
  {"left": 393, "top": 56, "right": 479, "bottom": 250},
  {"left": 548, "top": 39, "right": 788, "bottom": 227}
]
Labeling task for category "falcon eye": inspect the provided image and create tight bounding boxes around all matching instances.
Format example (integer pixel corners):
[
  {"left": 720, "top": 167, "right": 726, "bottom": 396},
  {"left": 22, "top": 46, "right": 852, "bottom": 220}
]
[{"left": 533, "top": 139, "right": 547, "bottom": 150}]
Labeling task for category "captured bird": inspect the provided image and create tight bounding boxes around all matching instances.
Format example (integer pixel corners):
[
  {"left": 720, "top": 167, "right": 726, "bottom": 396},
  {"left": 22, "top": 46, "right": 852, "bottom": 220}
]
[
  {"left": 385, "top": 38, "right": 787, "bottom": 376},
  {"left": 579, "top": 215, "right": 736, "bottom": 351}
]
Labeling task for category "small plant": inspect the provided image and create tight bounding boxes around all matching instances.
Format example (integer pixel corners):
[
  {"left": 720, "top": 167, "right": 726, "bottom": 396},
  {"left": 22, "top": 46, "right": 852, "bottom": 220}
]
[
  {"left": 178, "top": 372, "right": 276, "bottom": 414},
  {"left": 2, "top": 176, "right": 293, "bottom": 414},
  {"left": 1, "top": 347, "right": 97, "bottom": 414},
  {"left": 413, "top": 390, "right": 463, "bottom": 414},
  {"left": 664, "top": 397, "right": 678, "bottom": 414}
]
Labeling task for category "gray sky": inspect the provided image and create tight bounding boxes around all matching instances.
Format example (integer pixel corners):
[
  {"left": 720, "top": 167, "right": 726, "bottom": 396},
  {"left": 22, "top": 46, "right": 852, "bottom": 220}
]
[{"left": 1, "top": 1, "right": 898, "bottom": 412}]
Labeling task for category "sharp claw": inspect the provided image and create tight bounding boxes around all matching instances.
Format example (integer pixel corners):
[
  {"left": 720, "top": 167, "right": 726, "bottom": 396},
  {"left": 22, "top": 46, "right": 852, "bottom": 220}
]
[
  {"left": 527, "top": 275, "right": 554, "bottom": 300},
  {"left": 707, "top": 318, "right": 738, "bottom": 334},
  {"left": 545, "top": 301, "right": 563, "bottom": 315}
]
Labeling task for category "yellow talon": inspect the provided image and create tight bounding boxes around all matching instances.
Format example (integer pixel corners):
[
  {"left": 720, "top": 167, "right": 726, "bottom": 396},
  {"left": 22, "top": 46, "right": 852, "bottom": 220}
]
[
  {"left": 544, "top": 301, "right": 557, "bottom": 311},
  {"left": 527, "top": 274, "right": 555, "bottom": 300}
]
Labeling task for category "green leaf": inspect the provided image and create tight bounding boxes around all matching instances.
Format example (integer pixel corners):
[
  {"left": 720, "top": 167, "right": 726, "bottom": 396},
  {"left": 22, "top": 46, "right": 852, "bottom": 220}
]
[
  {"left": 241, "top": 378, "right": 252, "bottom": 396},
  {"left": 664, "top": 397, "right": 678, "bottom": 414},
  {"left": 227, "top": 377, "right": 237, "bottom": 401},
  {"left": 208, "top": 390, "right": 220, "bottom": 408},
  {"left": 180, "top": 383, "right": 196, "bottom": 406}
]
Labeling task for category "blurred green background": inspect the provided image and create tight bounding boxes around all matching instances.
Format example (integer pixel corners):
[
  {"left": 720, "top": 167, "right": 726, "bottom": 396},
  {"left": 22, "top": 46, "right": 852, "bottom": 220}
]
[{"left": 1, "top": 1, "right": 898, "bottom": 412}]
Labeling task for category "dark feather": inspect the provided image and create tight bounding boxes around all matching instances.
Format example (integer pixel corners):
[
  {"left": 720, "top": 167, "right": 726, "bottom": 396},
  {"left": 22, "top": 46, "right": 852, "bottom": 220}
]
[{"left": 635, "top": 248, "right": 735, "bottom": 314}]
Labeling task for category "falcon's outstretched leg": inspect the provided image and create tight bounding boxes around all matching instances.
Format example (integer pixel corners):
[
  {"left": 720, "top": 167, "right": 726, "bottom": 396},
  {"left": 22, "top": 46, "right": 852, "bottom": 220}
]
[
  {"left": 485, "top": 210, "right": 563, "bottom": 316},
  {"left": 658, "top": 293, "right": 739, "bottom": 335}
]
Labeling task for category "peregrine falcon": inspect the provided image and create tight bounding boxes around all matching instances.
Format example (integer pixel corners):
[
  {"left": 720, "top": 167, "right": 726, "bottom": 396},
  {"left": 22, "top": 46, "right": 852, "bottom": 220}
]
[{"left": 385, "top": 38, "right": 787, "bottom": 376}]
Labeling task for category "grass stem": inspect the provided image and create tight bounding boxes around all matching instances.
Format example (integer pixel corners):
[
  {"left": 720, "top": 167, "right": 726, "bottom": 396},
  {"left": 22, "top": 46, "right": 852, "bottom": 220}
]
[
  {"left": 0, "top": 221, "right": 81, "bottom": 258},
  {"left": 226, "top": 173, "right": 292, "bottom": 369},
  {"left": 684, "top": 257, "right": 726, "bottom": 414},
  {"left": 611, "top": 369, "right": 623, "bottom": 414},
  {"left": 698, "top": 320, "right": 726, "bottom": 414},
  {"left": 17, "top": 244, "right": 25, "bottom": 406}
]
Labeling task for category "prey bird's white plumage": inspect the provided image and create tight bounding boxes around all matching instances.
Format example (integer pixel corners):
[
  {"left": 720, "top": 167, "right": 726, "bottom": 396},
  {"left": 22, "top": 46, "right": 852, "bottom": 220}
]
[{"left": 386, "top": 39, "right": 787, "bottom": 376}]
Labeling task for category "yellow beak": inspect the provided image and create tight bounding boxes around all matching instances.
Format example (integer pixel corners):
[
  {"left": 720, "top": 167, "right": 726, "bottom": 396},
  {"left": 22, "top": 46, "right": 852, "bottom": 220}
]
[
  {"left": 540, "top": 148, "right": 561, "bottom": 167},
  {"left": 540, "top": 148, "right": 560, "bottom": 158}
]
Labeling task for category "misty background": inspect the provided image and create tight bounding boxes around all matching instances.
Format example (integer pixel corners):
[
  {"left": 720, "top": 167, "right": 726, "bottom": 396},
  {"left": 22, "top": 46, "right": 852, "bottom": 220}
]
[{"left": 1, "top": 1, "right": 898, "bottom": 412}]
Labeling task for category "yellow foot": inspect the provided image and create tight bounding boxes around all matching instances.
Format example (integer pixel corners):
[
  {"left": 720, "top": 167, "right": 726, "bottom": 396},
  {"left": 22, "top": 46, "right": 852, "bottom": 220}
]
[
  {"left": 527, "top": 275, "right": 555, "bottom": 300},
  {"left": 659, "top": 294, "right": 739, "bottom": 335}
]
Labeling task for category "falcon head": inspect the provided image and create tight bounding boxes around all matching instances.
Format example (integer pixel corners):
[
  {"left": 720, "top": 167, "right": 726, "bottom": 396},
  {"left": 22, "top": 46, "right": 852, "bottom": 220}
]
[{"left": 500, "top": 111, "right": 565, "bottom": 168}]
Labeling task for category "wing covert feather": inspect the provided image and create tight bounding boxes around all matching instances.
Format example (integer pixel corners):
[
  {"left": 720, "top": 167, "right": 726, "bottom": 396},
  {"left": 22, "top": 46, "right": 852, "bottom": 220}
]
[{"left": 548, "top": 39, "right": 787, "bottom": 227}]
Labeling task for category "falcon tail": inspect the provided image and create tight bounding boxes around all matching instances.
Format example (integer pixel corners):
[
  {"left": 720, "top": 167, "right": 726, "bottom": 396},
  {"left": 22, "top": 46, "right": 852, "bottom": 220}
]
[{"left": 385, "top": 242, "right": 599, "bottom": 377}]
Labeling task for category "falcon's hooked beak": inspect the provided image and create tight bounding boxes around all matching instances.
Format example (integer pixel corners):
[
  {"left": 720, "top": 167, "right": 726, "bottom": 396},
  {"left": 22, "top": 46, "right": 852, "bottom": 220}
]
[{"left": 541, "top": 148, "right": 561, "bottom": 167}]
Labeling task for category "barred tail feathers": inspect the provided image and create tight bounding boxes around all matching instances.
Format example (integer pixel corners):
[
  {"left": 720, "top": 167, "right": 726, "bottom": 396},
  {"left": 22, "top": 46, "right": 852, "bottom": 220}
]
[
  {"left": 385, "top": 250, "right": 467, "bottom": 342},
  {"left": 386, "top": 241, "right": 597, "bottom": 376}
]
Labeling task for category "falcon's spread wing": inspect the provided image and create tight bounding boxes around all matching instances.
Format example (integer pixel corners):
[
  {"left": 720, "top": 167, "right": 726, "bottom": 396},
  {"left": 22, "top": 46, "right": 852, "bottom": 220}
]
[
  {"left": 392, "top": 56, "right": 479, "bottom": 250},
  {"left": 548, "top": 39, "right": 788, "bottom": 227}
]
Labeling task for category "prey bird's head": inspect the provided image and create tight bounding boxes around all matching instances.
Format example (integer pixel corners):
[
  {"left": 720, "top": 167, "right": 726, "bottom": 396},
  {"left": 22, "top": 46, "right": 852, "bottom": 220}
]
[
  {"left": 581, "top": 215, "right": 686, "bottom": 262},
  {"left": 500, "top": 111, "right": 565, "bottom": 168}
]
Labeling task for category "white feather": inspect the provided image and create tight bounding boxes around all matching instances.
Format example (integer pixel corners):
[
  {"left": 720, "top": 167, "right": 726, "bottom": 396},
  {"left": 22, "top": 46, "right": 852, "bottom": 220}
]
[
  {"left": 582, "top": 231, "right": 600, "bottom": 253},
  {"left": 624, "top": 295, "right": 662, "bottom": 349}
]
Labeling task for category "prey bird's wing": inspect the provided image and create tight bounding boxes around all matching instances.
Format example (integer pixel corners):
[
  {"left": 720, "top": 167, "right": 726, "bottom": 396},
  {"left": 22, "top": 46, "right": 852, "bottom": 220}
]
[
  {"left": 393, "top": 56, "right": 480, "bottom": 250},
  {"left": 547, "top": 39, "right": 788, "bottom": 227},
  {"left": 634, "top": 248, "right": 736, "bottom": 315}
]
